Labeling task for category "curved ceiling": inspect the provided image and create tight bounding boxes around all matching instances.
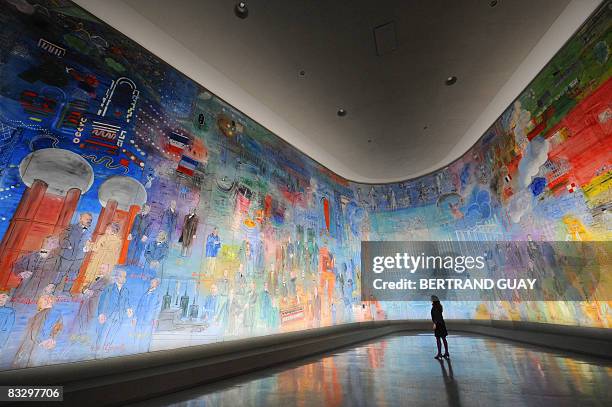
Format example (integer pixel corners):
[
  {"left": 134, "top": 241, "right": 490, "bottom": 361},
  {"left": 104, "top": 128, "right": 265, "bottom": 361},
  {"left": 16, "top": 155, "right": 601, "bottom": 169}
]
[{"left": 74, "top": 0, "right": 600, "bottom": 183}]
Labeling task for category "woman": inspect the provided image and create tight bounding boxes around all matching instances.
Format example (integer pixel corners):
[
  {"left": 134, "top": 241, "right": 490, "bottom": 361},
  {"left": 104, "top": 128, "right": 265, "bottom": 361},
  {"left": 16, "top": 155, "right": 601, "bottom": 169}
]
[{"left": 431, "top": 295, "right": 449, "bottom": 359}]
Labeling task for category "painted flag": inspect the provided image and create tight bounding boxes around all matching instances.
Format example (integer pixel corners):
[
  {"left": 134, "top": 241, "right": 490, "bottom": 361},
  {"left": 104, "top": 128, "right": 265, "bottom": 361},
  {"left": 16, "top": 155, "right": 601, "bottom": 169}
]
[
  {"left": 566, "top": 182, "right": 577, "bottom": 193},
  {"left": 166, "top": 131, "right": 190, "bottom": 154},
  {"left": 504, "top": 174, "right": 512, "bottom": 183},
  {"left": 177, "top": 155, "right": 199, "bottom": 176}
]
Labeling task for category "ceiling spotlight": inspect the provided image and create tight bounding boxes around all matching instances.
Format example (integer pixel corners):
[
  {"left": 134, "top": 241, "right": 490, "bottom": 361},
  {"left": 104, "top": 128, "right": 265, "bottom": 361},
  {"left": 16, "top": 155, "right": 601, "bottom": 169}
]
[
  {"left": 367, "top": 139, "right": 372, "bottom": 143},
  {"left": 337, "top": 108, "right": 347, "bottom": 117},
  {"left": 234, "top": 1, "right": 248, "bottom": 19},
  {"left": 445, "top": 76, "right": 457, "bottom": 86},
  {"left": 489, "top": 0, "right": 499, "bottom": 7},
  {"left": 298, "top": 69, "right": 306, "bottom": 78}
]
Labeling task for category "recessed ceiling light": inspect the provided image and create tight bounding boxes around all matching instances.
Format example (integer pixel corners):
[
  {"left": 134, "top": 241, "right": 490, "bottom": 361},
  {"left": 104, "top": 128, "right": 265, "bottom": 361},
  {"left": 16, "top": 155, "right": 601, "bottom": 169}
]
[
  {"left": 367, "top": 139, "right": 372, "bottom": 143},
  {"left": 445, "top": 76, "right": 457, "bottom": 86},
  {"left": 337, "top": 108, "right": 347, "bottom": 117},
  {"left": 489, "top": 0, "right": 499, "bottom": 7},
  {"left": 234, "top": 1, "right": 248, "bottom": 19},
  {"left": 298, "top": 69, "right": 306, "bottom": 78}
]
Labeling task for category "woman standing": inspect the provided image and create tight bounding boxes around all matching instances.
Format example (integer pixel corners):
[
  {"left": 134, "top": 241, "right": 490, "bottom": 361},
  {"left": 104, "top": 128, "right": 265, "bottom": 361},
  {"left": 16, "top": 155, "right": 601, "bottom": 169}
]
[{"left": 431, "top": 295, "right": 449, "bottom": 359}]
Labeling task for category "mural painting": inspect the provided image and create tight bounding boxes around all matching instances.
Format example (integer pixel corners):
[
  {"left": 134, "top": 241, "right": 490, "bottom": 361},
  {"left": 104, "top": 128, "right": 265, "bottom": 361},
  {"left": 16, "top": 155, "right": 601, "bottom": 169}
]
[{"left": 0, "top": 0, "right": 610, "bottom": 370}]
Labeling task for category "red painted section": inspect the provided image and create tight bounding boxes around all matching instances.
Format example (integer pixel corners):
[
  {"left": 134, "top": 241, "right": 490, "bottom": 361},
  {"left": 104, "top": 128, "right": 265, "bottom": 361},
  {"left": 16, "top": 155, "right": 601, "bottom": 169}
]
[
  {"left": 264, "top": 194, "right": 272, "bottom": 219},
  {"left": 527, "top": 105, "right": 555, "bottom": 141},
  {"left": 280, "top": 187, "right": 305, "bottom": 207},
  {"left": 54, "top": 188, "right": 81, "bottom": 234},
  {"left": 118, "top": 204, "right": 140, "bottom": 265},
  {"left": 546, "top": 76, "right": 612, "bottom": 187},
  {"left": 322, "top": 197, "right": 330, "bottom": 231},
  {"left": 0, "top": 180, "right": 49, "bottom": 289},
  {"left": 506, "top": 154, "right": 522, "bottom": 175}
]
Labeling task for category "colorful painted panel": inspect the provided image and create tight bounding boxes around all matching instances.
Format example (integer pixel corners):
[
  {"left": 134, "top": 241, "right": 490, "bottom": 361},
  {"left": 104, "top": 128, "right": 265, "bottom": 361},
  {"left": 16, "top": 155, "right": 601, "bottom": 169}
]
[{"left": 0, "top": 0, "right": 609, "bottom": 371}]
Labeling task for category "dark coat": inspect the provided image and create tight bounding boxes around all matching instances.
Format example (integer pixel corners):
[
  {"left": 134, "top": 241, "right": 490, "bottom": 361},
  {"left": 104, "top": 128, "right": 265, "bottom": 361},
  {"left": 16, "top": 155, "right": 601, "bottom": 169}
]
[
  {"left": 60, "top": 223, "right": 90, "bottom": 261},
  {"left": 13, "top": 252, "right": 61, "bottom": 303},
  {"left": 161, "top": 208, "right": 178, "bottom": 239},
  {"left": 431, "top": 306, "right": 448, "bottom": 338},
  {"left": 131, "top": 213, "right": 153, "bottom": 239},
  {"left": 98, "top": 283, "right": 131, "bottom": 322},
  {"left": 74, "top": 276, "right": 107, "bottom": 335},
  {"left": 179, "top": 214, "right": 199, "bottom": 248},
  {"left": 13, "top": 308, "right": 62, "bottom": 368},
  {"left": 135, "top": 288, "right": 161, "bottom": 329},
  {"left": 144, "top": 240, "right": 169, "bottom": 264}
]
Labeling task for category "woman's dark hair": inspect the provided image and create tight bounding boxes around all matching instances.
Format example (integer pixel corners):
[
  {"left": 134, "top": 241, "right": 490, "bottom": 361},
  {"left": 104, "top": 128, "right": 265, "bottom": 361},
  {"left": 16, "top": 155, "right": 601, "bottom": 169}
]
[{"left": 432, "top": 301, "right": 443, "bottom": 312}]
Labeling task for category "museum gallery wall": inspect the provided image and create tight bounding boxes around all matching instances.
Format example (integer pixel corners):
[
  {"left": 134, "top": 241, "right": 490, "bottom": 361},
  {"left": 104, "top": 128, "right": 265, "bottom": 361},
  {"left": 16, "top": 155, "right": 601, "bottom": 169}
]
[{"left": 0, "top": 0, "right": 609, "bottom": 370}]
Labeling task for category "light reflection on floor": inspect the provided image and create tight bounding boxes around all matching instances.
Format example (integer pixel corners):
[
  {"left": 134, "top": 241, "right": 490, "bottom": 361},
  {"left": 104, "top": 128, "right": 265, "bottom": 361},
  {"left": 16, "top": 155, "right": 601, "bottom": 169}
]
[{"left": 135, "top": 334, "right": 612, "bottom": 407}]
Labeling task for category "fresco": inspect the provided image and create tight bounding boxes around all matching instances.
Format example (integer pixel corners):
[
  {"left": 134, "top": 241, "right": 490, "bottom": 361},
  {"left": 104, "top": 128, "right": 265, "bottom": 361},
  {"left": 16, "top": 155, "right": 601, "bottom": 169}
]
[{"left": 0, "top": 0, "right": 609, "bottom": 370}]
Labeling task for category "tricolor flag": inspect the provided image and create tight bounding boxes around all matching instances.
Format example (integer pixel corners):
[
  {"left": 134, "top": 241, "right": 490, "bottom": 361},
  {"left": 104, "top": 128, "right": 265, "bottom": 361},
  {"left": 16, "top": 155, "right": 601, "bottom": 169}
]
[
  {"left": 166, "top": 131, "right": 190, "bottom": 154},
  {"left": 177, "top": 155, "right": 199, "bottom": 176}
]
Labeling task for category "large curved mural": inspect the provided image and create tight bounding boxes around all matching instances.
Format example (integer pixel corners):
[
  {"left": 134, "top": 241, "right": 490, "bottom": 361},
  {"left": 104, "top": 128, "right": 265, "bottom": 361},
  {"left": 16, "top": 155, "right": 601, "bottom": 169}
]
[{"left": 0, "top": 0, "right": 609, "bottom": 370}]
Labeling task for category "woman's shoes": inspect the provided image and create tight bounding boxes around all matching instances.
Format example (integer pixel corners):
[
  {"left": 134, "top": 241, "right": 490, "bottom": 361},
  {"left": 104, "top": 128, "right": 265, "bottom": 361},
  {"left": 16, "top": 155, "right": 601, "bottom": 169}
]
[
  {"left": 443, "top": 353, "right": 450, "bottom": 359},
  {"left": 434, "top": 354, "right": 443, "bottom": 360}
]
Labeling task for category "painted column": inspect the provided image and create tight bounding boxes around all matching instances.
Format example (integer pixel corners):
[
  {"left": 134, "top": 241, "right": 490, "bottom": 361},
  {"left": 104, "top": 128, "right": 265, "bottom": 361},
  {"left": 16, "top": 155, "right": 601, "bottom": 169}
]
[
  {"left": 0, "top": 148, "right": 94, "bottom": 289},
  {"left": 71, "top": 199, "right": 118, "bottom": 294},
  {"left": 0, "top": 179, "right": 48, "bottom": 289},
  {"left": 71, "top": 175, "right": 146, "bottom": 293},
  {"left": 54, "top": 187, "right": 81, "bottom": 233},
  {"left": 118, "top": 204, "right": 141, "bottom": 265}
]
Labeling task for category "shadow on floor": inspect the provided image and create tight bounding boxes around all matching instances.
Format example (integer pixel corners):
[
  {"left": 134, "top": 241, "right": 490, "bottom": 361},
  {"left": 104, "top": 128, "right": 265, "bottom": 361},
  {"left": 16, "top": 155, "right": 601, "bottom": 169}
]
[{"left": 129, "top": 332, "right": 612, "bottom": 407}]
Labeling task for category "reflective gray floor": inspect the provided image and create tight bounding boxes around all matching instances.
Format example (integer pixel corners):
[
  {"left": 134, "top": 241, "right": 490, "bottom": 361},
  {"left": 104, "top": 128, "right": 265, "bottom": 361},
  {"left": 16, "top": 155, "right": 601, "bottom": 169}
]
[{"left": 133, "top": 333, "right": 612, "bottom": 407}]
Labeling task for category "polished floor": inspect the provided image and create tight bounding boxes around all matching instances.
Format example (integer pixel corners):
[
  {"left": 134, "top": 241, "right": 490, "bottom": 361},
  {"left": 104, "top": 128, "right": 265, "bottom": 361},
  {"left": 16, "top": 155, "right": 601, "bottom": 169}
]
[{"left": 133, "top": 333, "right": 612, "bottom": 407}]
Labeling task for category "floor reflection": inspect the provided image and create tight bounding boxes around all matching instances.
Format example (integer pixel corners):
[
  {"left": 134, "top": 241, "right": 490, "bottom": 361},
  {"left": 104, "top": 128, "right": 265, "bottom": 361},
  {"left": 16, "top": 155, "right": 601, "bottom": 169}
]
[{"left": 134, "top": 334, "right": 612, "bottom": 407}]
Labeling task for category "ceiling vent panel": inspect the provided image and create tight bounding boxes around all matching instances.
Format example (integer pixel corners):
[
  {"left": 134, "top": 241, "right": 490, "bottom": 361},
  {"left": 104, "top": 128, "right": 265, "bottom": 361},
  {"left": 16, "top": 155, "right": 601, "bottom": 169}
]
[{"left": 373, "top": 21, "right": 398, "bottom": 56}]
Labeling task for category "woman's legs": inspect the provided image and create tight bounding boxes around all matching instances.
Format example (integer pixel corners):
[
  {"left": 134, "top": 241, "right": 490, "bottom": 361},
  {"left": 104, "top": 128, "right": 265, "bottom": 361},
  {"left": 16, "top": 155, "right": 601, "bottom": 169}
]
[
  {"left": 442, "top": 337, "right": 449, "bottom": 356},
  {"left": 435, "top": 336, "right": 442, "bottom": 356}
]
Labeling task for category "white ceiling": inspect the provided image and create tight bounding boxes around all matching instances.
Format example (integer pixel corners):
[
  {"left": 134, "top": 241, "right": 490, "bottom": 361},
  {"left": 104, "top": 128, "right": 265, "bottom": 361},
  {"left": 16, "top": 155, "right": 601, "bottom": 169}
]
[{"left": 74, "top": 0, "right": 601, "bottom": 183}]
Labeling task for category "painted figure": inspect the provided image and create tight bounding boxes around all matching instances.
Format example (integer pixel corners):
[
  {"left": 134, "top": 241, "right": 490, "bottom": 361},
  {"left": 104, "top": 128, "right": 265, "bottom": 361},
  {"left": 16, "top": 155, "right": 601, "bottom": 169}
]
[
  {"left": 13, "top": 294, "right": 63, "bottom": 368},
  {"left": 127, "top": 204, "right": 153, "bottom": 265},
  {"left": 71, "top": 265, "right": 109, "bottom": 341},
  {"left": 239, "top": 240, "right": 253, "bottom": 276},
  {"left": 179, "top": 207, "right": 199, "bottom": 257},
  {"left": 144, "top": 230, "right": 169, "bottom": 278},
  {"left": 84, "top": 223, "right": 122, "bottom": 287},
  {"left": 133, "top": 278, "right": 161, "bottom": 352},
  {"left": 0, "top": 293, "right": 15, "bottom": 349},
  {"left": 202, "top": 284, "right": 219, "bottom": 322},
  {"left": 13, "top": 236, "right": 62, "bottom": 304},
  {"left": 243, "top": 281, "right": 258, "bottom": 333},
  {"left": 205, "top": 227, "right": 221, "bottom": 275},
  {"left": 96, "top": 269, "right": 133, "bottom": 353},
  {"left": 160, "top": 200, "right": 178, "bottom": 242},
  {"left": 57, "top": 212, "right": 92, "bottom": 292},
  {"left": 258, "top": 282, "right": 276, "bottom": 330},
  {"left": 311, "top": 286, "right": 321, "bottom": 328}
]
